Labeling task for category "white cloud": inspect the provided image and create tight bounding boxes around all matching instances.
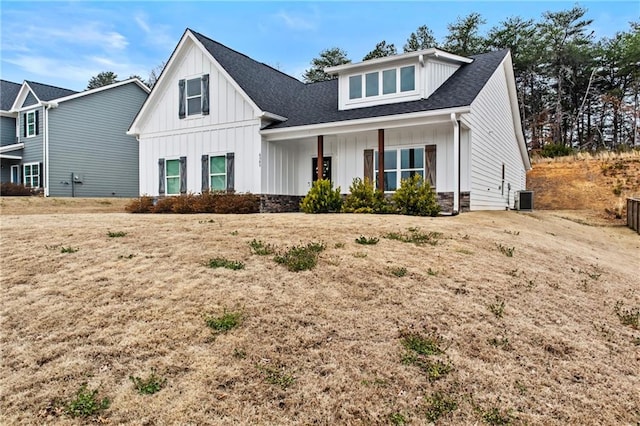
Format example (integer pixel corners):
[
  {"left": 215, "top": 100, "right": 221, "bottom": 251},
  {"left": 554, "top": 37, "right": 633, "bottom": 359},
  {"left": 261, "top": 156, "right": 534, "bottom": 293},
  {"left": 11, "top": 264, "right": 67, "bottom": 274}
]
[
  {"left": 274, "top": 10, "right": 317, "bottom": 31},
  {"left": 135, "top": 13, "right": 151, "bottom": 34}
]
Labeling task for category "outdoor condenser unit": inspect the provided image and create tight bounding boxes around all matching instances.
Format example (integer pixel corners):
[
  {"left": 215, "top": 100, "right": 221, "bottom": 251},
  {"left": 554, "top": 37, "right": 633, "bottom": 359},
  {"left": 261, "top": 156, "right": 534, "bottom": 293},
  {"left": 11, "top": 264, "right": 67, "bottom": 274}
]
[{"left": 515, "top": 191, "right": 533, "bottom": 211}]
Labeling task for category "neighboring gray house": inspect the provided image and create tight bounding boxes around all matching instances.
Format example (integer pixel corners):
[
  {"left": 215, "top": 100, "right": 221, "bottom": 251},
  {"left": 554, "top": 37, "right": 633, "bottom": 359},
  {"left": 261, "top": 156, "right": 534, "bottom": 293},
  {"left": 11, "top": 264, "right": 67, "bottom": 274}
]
[{"left": 0, "top": 78, "right": 149, "bottom": 197}]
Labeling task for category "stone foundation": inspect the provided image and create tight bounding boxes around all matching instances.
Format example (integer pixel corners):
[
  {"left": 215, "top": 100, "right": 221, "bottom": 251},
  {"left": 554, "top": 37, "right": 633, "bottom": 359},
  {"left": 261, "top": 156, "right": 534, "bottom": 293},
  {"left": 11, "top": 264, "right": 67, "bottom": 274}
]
[
  {"left": 260, "top": 194, "right": 303, "bottom": 213},
  {"left": 437, "top": 192, "right": 454, "bottom": 213},
  {"left": 460, "top": 192, "right": 471, "bottom": 213}
]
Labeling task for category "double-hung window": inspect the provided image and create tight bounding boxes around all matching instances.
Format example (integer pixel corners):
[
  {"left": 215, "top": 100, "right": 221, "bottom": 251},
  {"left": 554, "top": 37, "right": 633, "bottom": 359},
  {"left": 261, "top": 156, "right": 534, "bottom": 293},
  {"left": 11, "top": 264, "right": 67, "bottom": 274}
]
[
  {"left": 178, "top": 74, "right": 209, "bottom": 118},
  {"left": 165, "top": 159, "right": 181, "bottom": 195},
  {"left": 26, "top": 111, "right": 36, "bottom": 137},
  {"left": 23, "top": 163, "right": 40, "bottom": 188},
  {"left": 209, "top": 155, "right": 226, "bottom": 191},
  {"left": 374, "top": 147, "right": 424, "bottom": 192}
]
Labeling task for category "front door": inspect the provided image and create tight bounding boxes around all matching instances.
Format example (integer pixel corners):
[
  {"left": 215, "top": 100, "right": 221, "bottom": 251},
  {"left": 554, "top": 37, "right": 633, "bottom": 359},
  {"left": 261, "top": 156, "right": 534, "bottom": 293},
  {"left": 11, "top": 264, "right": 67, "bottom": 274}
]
[
  {"left": 312, "top": 157, "right": 332, "bottom": 181},
  {"left": 10, "top": 165, "right": 20, "bottom": 184}
]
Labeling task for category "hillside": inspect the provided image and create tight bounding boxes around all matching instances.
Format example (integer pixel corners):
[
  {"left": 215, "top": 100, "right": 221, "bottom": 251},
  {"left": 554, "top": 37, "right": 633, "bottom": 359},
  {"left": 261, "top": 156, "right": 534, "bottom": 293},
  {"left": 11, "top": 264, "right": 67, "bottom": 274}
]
[
  {"left": 1, "top": 199, "right": 638, "bottom": 425},
  {"left": 526, "top": 152, "right": 640, "bottom": 221}
]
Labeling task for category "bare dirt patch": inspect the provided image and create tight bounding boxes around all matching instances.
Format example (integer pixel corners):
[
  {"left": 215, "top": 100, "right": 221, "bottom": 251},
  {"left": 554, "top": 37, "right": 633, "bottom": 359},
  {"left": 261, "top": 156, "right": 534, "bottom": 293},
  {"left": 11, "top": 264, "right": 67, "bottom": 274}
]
[
  {"left": 1, "top": 198, "right": 639, "bottom": 425},
  {"left": 527, "top": 152, "right": 640, "bottom": 222}
]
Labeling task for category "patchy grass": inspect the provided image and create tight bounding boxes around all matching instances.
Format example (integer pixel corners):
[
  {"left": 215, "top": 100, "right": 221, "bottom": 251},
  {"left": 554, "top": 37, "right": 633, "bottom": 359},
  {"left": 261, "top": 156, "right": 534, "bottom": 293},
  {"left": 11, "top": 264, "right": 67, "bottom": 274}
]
[
  {"left": 384, "top": 227, "right": 442, "bottom": 246},
  {"left": 1, "top": 203, "right": 639, "bottom": 425},
  {"left": 256, "top": 364, "right": 295, "bottom": 390},
  {"left": 274, "top": 242, "right": 325, "bottom": 272},
  {"left": 64, "top": 384, "right": 110, "bottom": 418},
  {"left": 204, "top": 310, "right": 244, "bottom": 335},
  {"left": 249, "top": 239, "right": 276, "bottom": 255},
  {"left": 207, "top": 257, "right": 245, "bottom": 270},
  {"left": 107, "top": 231, "right": 127, "bottom": 238},
  {"left": 355, "top": 236, "right": 379, "bottom": 245},
  {"left": 129, "top": 369, "right": 166, "bottom": 395}
]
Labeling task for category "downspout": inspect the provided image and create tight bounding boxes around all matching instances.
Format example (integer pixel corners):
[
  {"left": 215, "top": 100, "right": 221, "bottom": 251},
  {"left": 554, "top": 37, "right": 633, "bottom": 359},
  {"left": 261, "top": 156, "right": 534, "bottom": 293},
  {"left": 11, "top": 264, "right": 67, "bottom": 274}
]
[
  {"left": 450, "top": 113, "right": 459, "bottom": 214},
  {"left": 42, "top": 101, "right": 58, "bottom": 197}
]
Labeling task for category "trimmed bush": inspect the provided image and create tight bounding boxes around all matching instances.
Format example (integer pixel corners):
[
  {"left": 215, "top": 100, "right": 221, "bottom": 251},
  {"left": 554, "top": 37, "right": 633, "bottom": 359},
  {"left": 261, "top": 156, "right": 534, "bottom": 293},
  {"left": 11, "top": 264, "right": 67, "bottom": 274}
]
[
  {"left": 125, "top": 192, "right": 260, "bottom": 214},
  {"left": 124, "top": 196, "right": 154, "bottom": 213},
  {"left": 391, "top": 174, "right": 440, "bottom": 217},
  {"left": 0, "top": 182, "right": 35, "bottom": 196},
  {"left": 300, "top": 179, "right": 342, "bottom": 213},
  {"left": 342, "top": 178, "right": 388, "bottom": 213}
]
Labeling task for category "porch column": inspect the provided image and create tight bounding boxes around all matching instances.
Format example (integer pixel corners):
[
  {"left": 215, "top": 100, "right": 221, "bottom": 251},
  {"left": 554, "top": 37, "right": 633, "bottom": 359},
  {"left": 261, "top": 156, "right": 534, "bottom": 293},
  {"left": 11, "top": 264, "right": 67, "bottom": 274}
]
[
  {"left": 451, "top": 113, "right": 460, "bottom": 214},
  {"left": 377, "top": 129, "right": 384, "bottom": 191},
  {"left": 317, "top": 135, "right": 324, "bottom": 180}
]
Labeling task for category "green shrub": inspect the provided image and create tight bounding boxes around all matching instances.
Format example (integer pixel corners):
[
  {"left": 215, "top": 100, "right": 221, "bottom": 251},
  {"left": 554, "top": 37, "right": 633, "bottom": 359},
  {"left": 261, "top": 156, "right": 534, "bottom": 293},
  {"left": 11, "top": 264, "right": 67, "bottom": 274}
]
[
  {"left": 0, "top": 182, "right": 36, "bottom": 196},
  {"left": 274, "top": 242, "right": 325, "bottom": 271},
  {"left": 65, "top": 384, "right": 110, "bottom": 418},
  {"left": 249, "top": 239, "right": 276, "bottom": 255},
  {"left": 342, "top": 178, "right": 388, "bottom": 213},
  {"left": 300, "top": 179, "right": 342, "bottom": 213},
  {"left": 129, "top": 369, "right": 166, "bottom": 395},
  {"left": 391, "top": 174, "right": 440, "bottom": 216},
  {"left": 540, "top": 143, "right": 574, "bottom": 158}
]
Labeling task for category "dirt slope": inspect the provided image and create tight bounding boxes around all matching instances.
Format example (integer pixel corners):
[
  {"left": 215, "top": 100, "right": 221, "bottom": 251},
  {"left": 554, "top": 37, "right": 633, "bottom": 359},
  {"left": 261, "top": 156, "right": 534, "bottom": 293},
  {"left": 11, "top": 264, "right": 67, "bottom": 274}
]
[{"left": 527, "top": 152, "right": 640, "bottom": 220}]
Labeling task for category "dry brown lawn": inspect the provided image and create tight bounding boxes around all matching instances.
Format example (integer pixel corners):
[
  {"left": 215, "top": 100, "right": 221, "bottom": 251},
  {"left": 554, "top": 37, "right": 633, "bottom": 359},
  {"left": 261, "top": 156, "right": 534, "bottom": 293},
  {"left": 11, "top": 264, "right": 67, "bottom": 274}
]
[{"left": 1, "top": 197, "right": 639, "bottom": 425}]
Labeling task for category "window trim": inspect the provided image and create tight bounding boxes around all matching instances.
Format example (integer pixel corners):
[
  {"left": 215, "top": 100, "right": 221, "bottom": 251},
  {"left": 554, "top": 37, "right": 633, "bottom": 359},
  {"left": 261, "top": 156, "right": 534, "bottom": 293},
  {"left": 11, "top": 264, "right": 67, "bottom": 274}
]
[
  {"left": 23, "top": 162, "right": 40, "bottom": 188},
  {"left": 374, "top": 146, "right": 425, "bottom": 193},
  {"left": 208, "top": 154, "right": 227, "bottom": 191},
  {"left": 26, "top": 111, "right": 36, "bottom": 137},
  {"left": 165, "top": 158, "right": 181, "bottom": 195},
  {"left": 347, "top": 64, "right": 417, "bottom": 103},
  {"left": 186, "top": 77, "right": 202, "bottom": 116}
]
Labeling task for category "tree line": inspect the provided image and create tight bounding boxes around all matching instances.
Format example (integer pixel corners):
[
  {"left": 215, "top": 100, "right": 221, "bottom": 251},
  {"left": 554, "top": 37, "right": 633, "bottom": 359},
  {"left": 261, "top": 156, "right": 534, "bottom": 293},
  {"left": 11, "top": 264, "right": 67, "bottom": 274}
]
[
  {"left": 302, "top": 6, "right": 639, "bottom": 152},
  {"left": 88, "top": 6, "right": 638, "bottom": 152}
]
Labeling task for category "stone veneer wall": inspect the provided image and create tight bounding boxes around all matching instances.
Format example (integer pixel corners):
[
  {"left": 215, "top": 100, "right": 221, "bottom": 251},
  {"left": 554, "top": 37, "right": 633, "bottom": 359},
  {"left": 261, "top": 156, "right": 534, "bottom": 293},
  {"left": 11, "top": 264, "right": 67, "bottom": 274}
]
[
  {"left": 260, "top": 194, "right": 303, "bottom": 213},
  {"left": 460, "top": 192, "right": 470, "bottom": 212},
  {"left": 436, "top": 191, "right": 471, "bottom": 213}
]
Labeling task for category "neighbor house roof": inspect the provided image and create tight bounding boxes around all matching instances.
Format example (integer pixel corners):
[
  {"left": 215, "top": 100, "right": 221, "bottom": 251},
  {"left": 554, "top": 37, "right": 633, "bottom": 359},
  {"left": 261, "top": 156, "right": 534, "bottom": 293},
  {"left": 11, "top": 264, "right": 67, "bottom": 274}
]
[
  {"left": 25, "top": 80, "right": 78, "bottom": 102},
  {"left": 0, "top": 79, "right": 21, "bottom": 111},
  {"left": 190, "top": 29, "right": 508, "bottom": 130}
]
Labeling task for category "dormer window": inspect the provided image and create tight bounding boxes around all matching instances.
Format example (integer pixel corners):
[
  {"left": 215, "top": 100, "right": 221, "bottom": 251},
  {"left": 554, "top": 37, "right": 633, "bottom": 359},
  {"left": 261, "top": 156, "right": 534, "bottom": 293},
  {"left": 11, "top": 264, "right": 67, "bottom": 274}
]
[{"left": 347, "top": 65, "right": 416, "bottom": 102}]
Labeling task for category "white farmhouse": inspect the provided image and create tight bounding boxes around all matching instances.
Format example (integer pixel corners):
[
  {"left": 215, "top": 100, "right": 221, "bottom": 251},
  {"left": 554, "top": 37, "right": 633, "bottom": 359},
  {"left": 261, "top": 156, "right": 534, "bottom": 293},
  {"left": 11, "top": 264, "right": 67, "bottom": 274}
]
[{"left": 128, "top": 29, "right": 531, "bottom": 213}]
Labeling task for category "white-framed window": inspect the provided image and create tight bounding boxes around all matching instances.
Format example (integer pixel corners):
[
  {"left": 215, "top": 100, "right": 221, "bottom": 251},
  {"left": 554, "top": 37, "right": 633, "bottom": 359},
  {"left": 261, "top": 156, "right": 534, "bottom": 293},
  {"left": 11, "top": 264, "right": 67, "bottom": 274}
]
[
  {"left": 186, "top": 77, "right": 202, "bottom": 116},
  {"left": 23, "top": 163, "right": 40, "bottom": 188},
  {"left": 374, "top": 147, "right": 424, "bottom": 192},
  {"left": 209, "top": 155, "right": 226, "bottom": 191},
  {"left": 165, "top": 159, "right": 181, "bottom": 195},
  {"left": 348, "top": 65, "right": 416, "bottom": 101},
  {"left": 26, "top": 111, "right": 36, "bottom": 137}
]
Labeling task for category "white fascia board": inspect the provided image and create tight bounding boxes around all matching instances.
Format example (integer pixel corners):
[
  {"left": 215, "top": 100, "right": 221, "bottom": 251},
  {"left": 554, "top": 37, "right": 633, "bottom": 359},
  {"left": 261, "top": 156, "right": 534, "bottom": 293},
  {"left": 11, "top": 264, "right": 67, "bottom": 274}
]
[
  {"left": 0, "top": 142, "right": 25, "bottom": 153},
  {"left": 0, "top": 154, "right": 22, "bottom": 160},
  {"left": 53, "top": 78, "right": 150, "bottom": 105},
  {"left": 261, "top": 106, "right": 470, "bottom": 141},
  {"left": 0, "top": 110, "right": 17, "bottom": 117},
  {"left": 502, "top": 53, "right": 531, "bottom": 170},
  {"left": 10, "top": 82, "right": 41, "bottom": 111},
  {"left": 325, "top": 48, "right": 472, "bottom": 75}
]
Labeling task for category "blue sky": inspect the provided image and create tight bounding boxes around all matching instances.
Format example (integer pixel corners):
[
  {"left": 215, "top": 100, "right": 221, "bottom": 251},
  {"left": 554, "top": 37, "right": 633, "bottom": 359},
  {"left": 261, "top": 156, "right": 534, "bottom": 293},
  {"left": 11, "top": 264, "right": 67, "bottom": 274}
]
[{"left": 1, "top": 1, "right": 638, "bottom": 91}]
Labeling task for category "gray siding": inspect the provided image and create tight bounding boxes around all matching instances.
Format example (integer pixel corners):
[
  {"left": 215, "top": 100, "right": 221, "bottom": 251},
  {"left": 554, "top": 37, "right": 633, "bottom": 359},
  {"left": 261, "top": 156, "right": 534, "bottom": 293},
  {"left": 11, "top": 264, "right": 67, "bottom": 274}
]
[
  {"left": 48, "top": 83, "right": 148, "bottom": 197},
  {"left": 18, "top": 107, "right": 44, "bottom": 165},
  {"left": 0, "top": 116, "right": 17, "bottom": 147},
  {"left": 22, "top": 92, "right": 38, "bottom": 107}
]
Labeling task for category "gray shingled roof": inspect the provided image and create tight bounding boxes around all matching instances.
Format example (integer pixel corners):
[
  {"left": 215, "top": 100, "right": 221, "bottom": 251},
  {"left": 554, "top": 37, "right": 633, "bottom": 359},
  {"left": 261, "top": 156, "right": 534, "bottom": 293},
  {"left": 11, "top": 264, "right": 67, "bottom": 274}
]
[
  {"left": 25, "top": 80, "right": 77, "bottom": 102},
  {"left": 0, "top": 79, "right": 21, "bottom": 111},
  {"left": 192, "top": 29, "right": 508, "bottom": 130}
]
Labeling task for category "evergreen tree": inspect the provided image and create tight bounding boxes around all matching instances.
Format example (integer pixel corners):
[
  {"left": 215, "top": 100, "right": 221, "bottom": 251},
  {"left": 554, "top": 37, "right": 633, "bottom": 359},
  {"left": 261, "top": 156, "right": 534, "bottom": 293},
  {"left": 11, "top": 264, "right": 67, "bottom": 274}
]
[
  {"left": 404, "top": 25, "right": 437, "bottom": 52},
  {"left": 87, "top": 71, "right": 118, "bottom": 90},
  {"left": 363, "top": 41, "right": 397, "bottom": 61},
  {"left": 302, "top": 48, "right": 351, "bottom": 83}
]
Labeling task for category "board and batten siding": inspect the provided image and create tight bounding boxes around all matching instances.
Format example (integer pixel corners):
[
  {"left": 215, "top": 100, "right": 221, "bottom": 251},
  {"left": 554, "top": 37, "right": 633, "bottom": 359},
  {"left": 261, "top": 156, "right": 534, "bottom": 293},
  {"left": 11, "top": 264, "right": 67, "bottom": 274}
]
[
  {"left": 137, "top": 37, "right": 262, "bottom": 196},
  {"left": 47, "top": 82, "right": 148, "bottom": 197},
  {"left": 425, "top": 60, "right": 460, "bottom": 99},
  {"left": 262, "top": 123, "right": 464, "bottom": 196},
  {"left": 0, "top": 116, "right": 17, "bottom": 147},
  {"left": 466, "top": 59, "right": 526, "bottom": 210}
]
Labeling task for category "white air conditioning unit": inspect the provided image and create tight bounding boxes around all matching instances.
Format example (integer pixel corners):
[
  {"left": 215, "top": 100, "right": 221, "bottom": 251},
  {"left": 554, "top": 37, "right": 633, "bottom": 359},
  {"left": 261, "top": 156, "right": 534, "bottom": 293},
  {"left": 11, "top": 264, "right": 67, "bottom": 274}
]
[{"left": 515, "top": 191, "right": 533, "bottom": 211}]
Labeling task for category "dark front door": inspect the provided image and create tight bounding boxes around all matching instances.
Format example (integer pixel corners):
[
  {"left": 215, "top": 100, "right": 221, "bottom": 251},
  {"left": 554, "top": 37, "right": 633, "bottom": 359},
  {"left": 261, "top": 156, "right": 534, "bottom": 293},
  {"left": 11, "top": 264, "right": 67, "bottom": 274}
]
[{"left": 312, "top": 157, "right": 332, "bottom": 181}]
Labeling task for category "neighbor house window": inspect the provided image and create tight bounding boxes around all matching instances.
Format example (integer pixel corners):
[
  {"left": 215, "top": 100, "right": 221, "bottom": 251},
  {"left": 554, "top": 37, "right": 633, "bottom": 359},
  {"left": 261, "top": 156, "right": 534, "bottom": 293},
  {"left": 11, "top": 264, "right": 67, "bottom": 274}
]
[
  {"left": 26, "top": 111, "right": 36, "bottom": 137},
  {"left": 349, "top": 75, "right": 362, "bottom": 99},
  {"left": 209, "top": 155, "right": 227, "bottom": 191},
  {"left": 400, "top": 66, "right": 415, "bottom": 92},
  {"left": 374, "top": 147, "right": 424, "bottom": 192},
  {"left": 23, "top": 163, "right": 40, "bottom": 188},
  {"left": 165, "top": 159, "right": 180, "bottom": 195}
]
